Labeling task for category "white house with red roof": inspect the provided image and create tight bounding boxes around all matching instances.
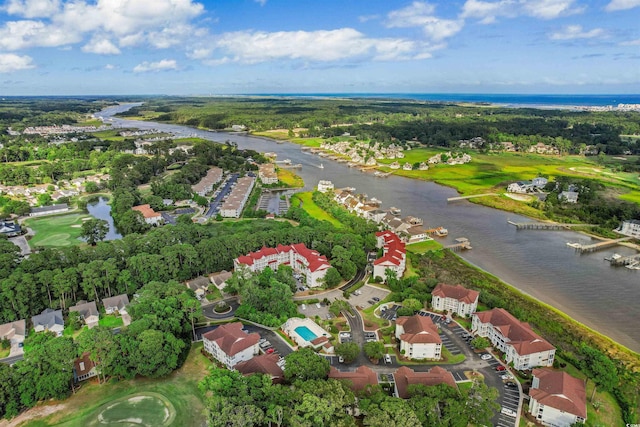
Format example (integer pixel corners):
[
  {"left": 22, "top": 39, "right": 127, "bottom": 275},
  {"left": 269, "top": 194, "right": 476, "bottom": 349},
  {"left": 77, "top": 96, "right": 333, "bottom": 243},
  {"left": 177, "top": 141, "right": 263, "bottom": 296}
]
[
  {"left": 233, "top": 243, "right": 331, "bottom": 287},
  {"left": 472, "top": 308, "right": 556, "bottom": 370},
  {"left": 202, "top": 322, "right": 260, "bottom": 369},
  {"left": 373, "top": 230, "right": 406, "bottom": 282},
  {"left": 431, "top": 283, "right": 479, "bottom": 317},
  {"left": 132, "top": 204, "right": 163, "bottom": 225},
  {"left": 529, "top": 368, "right": 587, "bottom": 426},
  {"left": 395, "top": 315, "right": 442, "bottom": 360}
]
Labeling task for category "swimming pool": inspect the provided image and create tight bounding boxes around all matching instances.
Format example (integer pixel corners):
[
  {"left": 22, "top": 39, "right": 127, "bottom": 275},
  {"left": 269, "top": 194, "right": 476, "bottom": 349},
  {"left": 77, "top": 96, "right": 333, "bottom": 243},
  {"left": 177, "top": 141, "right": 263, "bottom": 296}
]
[{"left": 294, "top": 325, "right": 318, "bottom": 342}]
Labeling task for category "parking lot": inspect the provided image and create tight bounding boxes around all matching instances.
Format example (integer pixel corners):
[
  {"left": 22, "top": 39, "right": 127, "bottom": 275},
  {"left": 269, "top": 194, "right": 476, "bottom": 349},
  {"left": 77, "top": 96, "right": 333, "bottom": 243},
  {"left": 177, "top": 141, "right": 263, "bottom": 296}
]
[
  {"left": 348, "top": 285, "right": 390, "bottom": 309},
  {"left": 380, "top": 304, "right": 399, "bottom": 321},
  {"left": 298, "top": 301, "right": 331, "bottom": 319},
  {"left": 418, "top": 311, "right": 463, "bottom": 357}
]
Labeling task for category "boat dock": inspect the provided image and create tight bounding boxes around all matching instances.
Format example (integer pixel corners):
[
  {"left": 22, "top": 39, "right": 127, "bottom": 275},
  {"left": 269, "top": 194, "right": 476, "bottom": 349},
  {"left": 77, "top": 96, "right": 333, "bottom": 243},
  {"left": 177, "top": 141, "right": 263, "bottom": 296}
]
[
  {"left": 447, "top": 193, "right": 498, "bottom": 202},
  {"left": 446, "top": 238, "right": 472, "bottom": 252},
  {"left": 567, "top": 237, "right": 633, "bottom": 254},
  {"left": 608, "top": 253, "right": 640, "bottom": 267},
  {"left": 508, "top": 221, "right": 596, "bottom": 230}
]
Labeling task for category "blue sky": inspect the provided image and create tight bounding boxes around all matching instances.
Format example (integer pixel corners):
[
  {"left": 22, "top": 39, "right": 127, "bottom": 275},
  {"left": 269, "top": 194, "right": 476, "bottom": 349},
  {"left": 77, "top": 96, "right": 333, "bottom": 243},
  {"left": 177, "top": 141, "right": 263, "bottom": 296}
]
[{"left": 0, "top": 0, "right": 638, "bottom": 95}]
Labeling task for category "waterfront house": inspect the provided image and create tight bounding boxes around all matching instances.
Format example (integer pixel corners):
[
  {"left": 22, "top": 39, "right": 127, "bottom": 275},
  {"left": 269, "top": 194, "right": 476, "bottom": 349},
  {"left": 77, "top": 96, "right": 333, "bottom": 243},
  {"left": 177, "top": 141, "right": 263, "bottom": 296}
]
[
  {"left": 395, "top": 315, "right": 442, "bottom": 360},
  {"left": 558, "top": 191, "right": 579, "bottom": 203},
  {"left": 235, "top": 353, "right": 284, "bottom": 384},
  {"left": 472, "top": 308, "right": 555, "bottom": 370},
  {"left": 431, "top": 283, "right": 479, "bottom": 317},
  {"left": 507, "top": 181, "right": 534, "bottom": 194},
  {"left": 103, "top": 294, "right": 129, "bottom": 315},
  {"left": 32, "top": 308, "right": 64, "bottom": 336},
  {"left": 617, "top": 219, "right": 640, "bottom": 238},
  {"left": 317, "top": 180, "right": 334, "bottom": 193},
  {"left": 393, "top": 366, "right": 456, "bottom": 398},
  {"left": 132, "top": 204, "right": 163, "bottom": 225},
  {"left": 329, "top": 365, "right": 379, "bottom": 392},
  {"left": 234, "top": 243, "right": 331, "bottom": 288},
  {"left": 203, "top": 322, "right": 260, "bottom": 369},
  {"left": 529, "top": 368, "right": 586, "bottom": 426},
  {"left": 373, "top": 231, "right": 406, "bottom": 281},
  {"left": 69, "top": 300, "right": 99, "bottom": 328}
]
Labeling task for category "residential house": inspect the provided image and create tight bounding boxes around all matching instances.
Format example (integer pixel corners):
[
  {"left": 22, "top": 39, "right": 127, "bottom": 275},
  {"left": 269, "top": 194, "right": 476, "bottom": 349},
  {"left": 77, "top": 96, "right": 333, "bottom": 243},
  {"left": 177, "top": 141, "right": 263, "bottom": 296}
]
[
  {"left": 373, "top": 231, "right": 406, "bottom": 282},
  {"left": 395, "top": 315, "right": 442, "bottom": 360},
  {"left": 29, "top": 204, "right": 69, "bottom": 217},
  {"left": 234, "top": 243, "right": 331, "bottom": 288},
  {"left": 405, "top": 226, "right": 430, "bottom": 244},
  {"left": 186, "top": 276, "right": 210, "bottom": 300},
  {"left": 389, "top": 162, "right": 400, "bottom": 170},
  {"left": 74, "top": 352, "right": 98, "bottom": 383},
  {"left": 529, "top": 368, "right": 587, "bottom": 426},
  {"left": 103, "top": 294, "right": 130, "bottom": 315},
  {"left": 431, "top": 284, "right": 479, "bottom": 317},
  {"left": 558, "top": 191, "right": 579, "bottom": 203},
  {"left": 317, "top": 180, "right": 335, "bottom": 193},
  {"left": 532, "top": 177, "right": 549, "bottom": 188},
  {"left": 192, "top": 167, "right": 223, "bottom": 196},
  {"left": 402, "top": 162, "right": 412, "bottom": 170},
  {"left": 393, "top": 366, "right": 457, "bottom": 398},
  {"left": 472, "top": 308, "right": 556, "bottom": 370},
  {"left": 329, "top": 365, "right": 379, "bottom": 392},
  {"left": 501, "top": 141, "right": 516, "bottom": 152},
  {"left": 235, "top": 353, "right": 284, "bottom": 384},
  {"left": 0, "top": 319, "right": 26, "bottom": 347},
  {"left": 203, "top": 322, "right": 260, "bottom": 368},
  {"left": 258, "top": 163, "right": 278, "bottom": 185},
  {"left": 32, "top": 308, "right": 64, "bottom": 336},
  {"left": 69, "top": 301, "right": 99, "bottom": 328},
  {"left": 209, "top": 270, "right": 233, "bottom": 291},
  {"left": 617, "top": 219, "right": 640, "bottom": 238},
  {"left": 0, "top": 221, "right": 21, "bottom": 237},
  {"left": 132, "top": 204, "right": 163, "bottom": 225},
  {"left": 507, "top": 181, "right": 534, "bottom": 194}
]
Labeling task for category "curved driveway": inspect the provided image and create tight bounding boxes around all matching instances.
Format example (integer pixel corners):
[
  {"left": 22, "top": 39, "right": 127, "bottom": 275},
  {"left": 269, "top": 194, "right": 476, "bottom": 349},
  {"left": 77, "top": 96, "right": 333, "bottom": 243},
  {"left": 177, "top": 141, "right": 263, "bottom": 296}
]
[{"left": 202, "top": 297, "right": 239, "bottom": 320}]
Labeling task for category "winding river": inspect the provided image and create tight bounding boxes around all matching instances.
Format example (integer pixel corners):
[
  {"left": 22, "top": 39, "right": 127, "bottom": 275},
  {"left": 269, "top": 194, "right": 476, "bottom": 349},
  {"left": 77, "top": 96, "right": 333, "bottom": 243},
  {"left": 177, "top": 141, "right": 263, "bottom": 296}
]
[{"left": 96, "top": 104, "right": 640, "bottom": 353}]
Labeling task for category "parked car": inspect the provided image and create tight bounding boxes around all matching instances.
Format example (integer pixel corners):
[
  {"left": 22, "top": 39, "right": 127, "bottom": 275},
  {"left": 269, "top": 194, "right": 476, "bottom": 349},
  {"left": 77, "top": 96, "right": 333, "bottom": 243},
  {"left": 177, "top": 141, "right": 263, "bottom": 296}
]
[
  {"left": 372, "top": 297, "right": 380, "bottom": 302},
  {"left": 496, "top": 365, "right": 506, "bottom": 371},
  {"left": 505, "top": 381, "right": 518, "bottom": 388},
  {"left": 338, "top": 356, "right": 344, "bottom": 363},
  {"left": 480, "top": 353, "right": 492, "bottom": 360},
  {"left": 501, "top": 407, "right": 517, "bottom": 417},
  {"left": 384, "top": 354, "right": 392, "bottom": 364},
  {"left": 266, "top": 348, "right": 275, "bottom": 354},
  {"left": 501, "top": 374, "right": 514, "bottom": 380}
]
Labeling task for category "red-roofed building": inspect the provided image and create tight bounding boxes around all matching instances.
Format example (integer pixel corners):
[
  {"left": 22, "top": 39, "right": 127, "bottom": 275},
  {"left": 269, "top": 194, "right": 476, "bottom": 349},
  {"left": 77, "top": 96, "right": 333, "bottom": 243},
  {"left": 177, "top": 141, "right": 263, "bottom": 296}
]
[
  {"left": 203, "top": 322, "right": 260, "bottom": 368},
  {"left": 395, "top": 315, "right": 442, "bottom": 360},
  {"left": 329, "top": 366, "right": 379, "bottom": 392},
  {"left": 132, "top": 204, "right": 163, "bottom": 225},
  {"left": 393, "top": 366, "right": 457, "bottom": 398},
  {"left": 472, "top": 308, "right": 555, "bottom": 370},
  {"left": 373, "top": 231, "right": 406, "bottom": 282},
  {"left": 431, "top": 283, "right": 479, "bottom": 317},
  {"left": 235, "top": 353, "right": 284, "bottom": 384},
  {"left": 233, "top": 243, "right": 331, "bottom": 287},
  {"left": 529, "top": 368, "right": 586, "bottom": 426}
]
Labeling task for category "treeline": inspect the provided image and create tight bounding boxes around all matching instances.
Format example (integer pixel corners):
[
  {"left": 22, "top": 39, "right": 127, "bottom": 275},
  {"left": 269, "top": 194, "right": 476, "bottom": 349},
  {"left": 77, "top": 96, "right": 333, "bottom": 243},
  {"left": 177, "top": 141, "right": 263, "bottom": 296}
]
[
  {"left": 418, "top": 249, "right": 639, "bottom": 424},
  {"left": 199, "top": 347, "right": 499, "bottom": 427},
  {"left": 0, "top": 281, "right": 200, "bottom": 420}
]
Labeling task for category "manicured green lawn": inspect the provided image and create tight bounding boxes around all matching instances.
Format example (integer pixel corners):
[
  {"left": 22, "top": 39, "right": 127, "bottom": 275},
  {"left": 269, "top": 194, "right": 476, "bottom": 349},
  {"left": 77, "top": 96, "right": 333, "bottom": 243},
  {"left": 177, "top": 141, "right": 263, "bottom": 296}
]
[
  {"left": 290, "top": 192, "right": 343, "bottom": 228},
  {"left": 98, "top": 315, "right": 124, "bottom": 328},
  {"left": 406, "top": 240, "right": 443, "bottom": 254},
  {"left": 277, "top": 168, "right": 304, "bottom": 187},
  {"left": 24, "top": 213, "right": 91, "bottom": 248},
  {"left": 22, "top": 343, "right": 209, "bottom": 427}
]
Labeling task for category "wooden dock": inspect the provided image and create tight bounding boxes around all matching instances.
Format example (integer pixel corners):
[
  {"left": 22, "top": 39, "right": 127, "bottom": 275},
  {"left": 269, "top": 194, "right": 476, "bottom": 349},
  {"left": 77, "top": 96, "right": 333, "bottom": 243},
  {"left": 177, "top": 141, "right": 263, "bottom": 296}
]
[
  {"left": 508, "top": 221, "right": 597, "bottom": 230},
  {"left": 445, "top": 238, "right": 472, "bottom": 252},
  {"left": 610, "top": 253, "right": 640, "bottom": 267},
  {"left": 447, "top": 193, "right": 498, "bottom": 202},
  {"left": 568, "top": 237, "right": 632, "bottom": 254}
]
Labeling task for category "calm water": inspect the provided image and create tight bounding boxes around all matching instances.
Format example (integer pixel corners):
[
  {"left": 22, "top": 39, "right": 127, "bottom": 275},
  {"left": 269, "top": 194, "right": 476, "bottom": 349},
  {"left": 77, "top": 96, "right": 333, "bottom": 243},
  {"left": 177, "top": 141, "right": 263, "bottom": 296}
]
[
  {"left": 86, "top": 197, "right": 122, "bottom": 240},
  {"left": 97, "top": 104, "right": 640, "bottom": 352}
]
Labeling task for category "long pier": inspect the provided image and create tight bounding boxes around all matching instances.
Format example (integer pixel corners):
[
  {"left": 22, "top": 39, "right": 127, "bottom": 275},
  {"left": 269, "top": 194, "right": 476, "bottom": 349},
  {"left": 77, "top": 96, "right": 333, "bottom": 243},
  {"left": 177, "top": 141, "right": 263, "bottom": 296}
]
[
  {"left": 568, "top": 237, "right": 632, "bottom": 254},
  {"left": 445, "top": 238, "right": 472, "bottom": 252},
  {"left": 508, "top": 221, "right": 597, "bottom": 230},
  {"left": 447, "top": 193, "right": 498, "bottom": 202}
]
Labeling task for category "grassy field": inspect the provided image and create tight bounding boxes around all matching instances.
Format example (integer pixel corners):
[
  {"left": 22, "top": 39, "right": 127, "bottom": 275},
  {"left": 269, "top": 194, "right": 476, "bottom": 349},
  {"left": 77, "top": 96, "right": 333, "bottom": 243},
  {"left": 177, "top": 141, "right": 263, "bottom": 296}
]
[
  {"left": 276, "top": 168, "right": 304, "bottom": 187},
  {"left": 290, "top": 192, "right": 342, "bottom": 228},
  {"left": 24, "top": 213, "right": 92, "bottom": 248},
  {"left": 21, "top": 343, "right": 209, "bottom": 427},
  {"left": 406, "top": 240, "right": 443, "bottom": 254},
  {"left": 97, "top": 315, "right": 123, "bottom": 328}
]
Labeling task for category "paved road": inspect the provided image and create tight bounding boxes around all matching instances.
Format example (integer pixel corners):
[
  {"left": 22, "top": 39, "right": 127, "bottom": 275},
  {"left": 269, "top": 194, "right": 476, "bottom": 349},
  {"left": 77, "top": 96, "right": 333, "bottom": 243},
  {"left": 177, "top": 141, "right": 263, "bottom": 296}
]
[
  {"left": 205, "top": 173, "right": 238, "bottom": 217},
  {"left": 202, "top": 298, "right": 239, "bottom": 319},
  {"left": 0, "top": 354, "right": 24, "bottom": 365}
]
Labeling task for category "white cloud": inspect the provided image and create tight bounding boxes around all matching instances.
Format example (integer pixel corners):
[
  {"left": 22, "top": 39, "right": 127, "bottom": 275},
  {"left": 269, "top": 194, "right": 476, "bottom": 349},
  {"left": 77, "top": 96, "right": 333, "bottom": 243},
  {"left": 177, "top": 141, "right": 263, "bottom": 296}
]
[
  {"left": 4, "top": 0, "right": 61, "bottom": 18},
  {"left": 461, "top": 0, "right": 583, "bottom": 22},
  {"left": 358, "top": 14, "right": 380, "bottom": 23},
  {"left": 387, "top": 1, "right": 464, "bottom": 41},
  {"left": 549, "top": 25, "right": 605, "bottom": 40},
  {"left": 82, "top": 37, "right": 121, "bottom": 54},
  {"left": 104, "top": 64, "right": 116, "bottom": 70},
  {"left": 254, "top": 0, "right": 267, "bottom": 5},
  {"left": 133, "top": 59, "right": 178, "bottom": 72},
  {"left": 0, "top": 53, "right": 35, "bottom": 72},
  {"left": 0, "top": 20, "right": 81, "bottom": 50},
  {"left": 619, "top": 39, "right": 640, "bottom": 46},
  {"left": 605, "top": 0, "right": 640, "bottom": 10},
  {"left": 209, "top": 28, "right": 430, "bottom": 64}
]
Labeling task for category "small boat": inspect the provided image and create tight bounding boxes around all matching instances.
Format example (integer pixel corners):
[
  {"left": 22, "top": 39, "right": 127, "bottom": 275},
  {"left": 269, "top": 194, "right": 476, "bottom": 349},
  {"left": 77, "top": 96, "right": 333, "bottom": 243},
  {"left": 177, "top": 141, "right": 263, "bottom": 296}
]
[
  {"left": 605, "top": 253, "right": 623, "bottom": 262},
  {"left": 319, "top": 164, "right": 324, "bottom": 169},
  {"left": 434, "top": 227, "right": 448, "bottom": 237},
  {"left": 566, "top": 242, "right": 582, "bottom": 249}
]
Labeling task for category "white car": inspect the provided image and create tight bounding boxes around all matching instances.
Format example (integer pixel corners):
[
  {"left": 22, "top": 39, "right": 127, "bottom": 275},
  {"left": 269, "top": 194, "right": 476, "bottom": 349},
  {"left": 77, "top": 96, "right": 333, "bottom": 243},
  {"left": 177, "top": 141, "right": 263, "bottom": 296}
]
[
  {"left": 338, "top": 356, "right": 344, "bottom": 363},
  {"left": 501, "top": 374, "right": 514, "bottom": 380},
  {"left": 384, "top": 354, "right": 392, "bottom": 364},
  {"left": 480, "top": 353, "right": 492, "bottom": 360},
  {"left": 501, "top": 407, "right": 517, "bottom": 417}
]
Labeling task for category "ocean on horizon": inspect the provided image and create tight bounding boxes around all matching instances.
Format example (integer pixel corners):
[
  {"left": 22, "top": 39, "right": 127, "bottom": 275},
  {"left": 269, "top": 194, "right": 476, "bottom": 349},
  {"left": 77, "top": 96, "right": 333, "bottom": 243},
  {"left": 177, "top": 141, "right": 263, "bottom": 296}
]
[{"left": 247, "top": 93, "right": 640, "bottom": 107}]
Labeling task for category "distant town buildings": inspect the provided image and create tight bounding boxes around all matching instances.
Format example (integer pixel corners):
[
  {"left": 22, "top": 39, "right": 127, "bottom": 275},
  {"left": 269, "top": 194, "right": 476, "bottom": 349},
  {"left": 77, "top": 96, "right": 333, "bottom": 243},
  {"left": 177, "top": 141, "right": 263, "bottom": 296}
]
[
  {"left": 431, "top": 284, "right": 479, "bottom": 317},
  {"left": 203, "top": 322, "right": 260, "bottom": 369},
  {"left": 234, "top": 243, "right": 331, "bottom": 288},
  {"left": 373, "top": 231, "right": 406, "bottom": 282},
  {"left": 529, "top": 368, "right": 587, "bottom": 426},
  {"left": 395, "top": 315, "right": 442, "bottom": 360},
  {"left": 472, "top": 308, "right": 555, "bottom": 370}
]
